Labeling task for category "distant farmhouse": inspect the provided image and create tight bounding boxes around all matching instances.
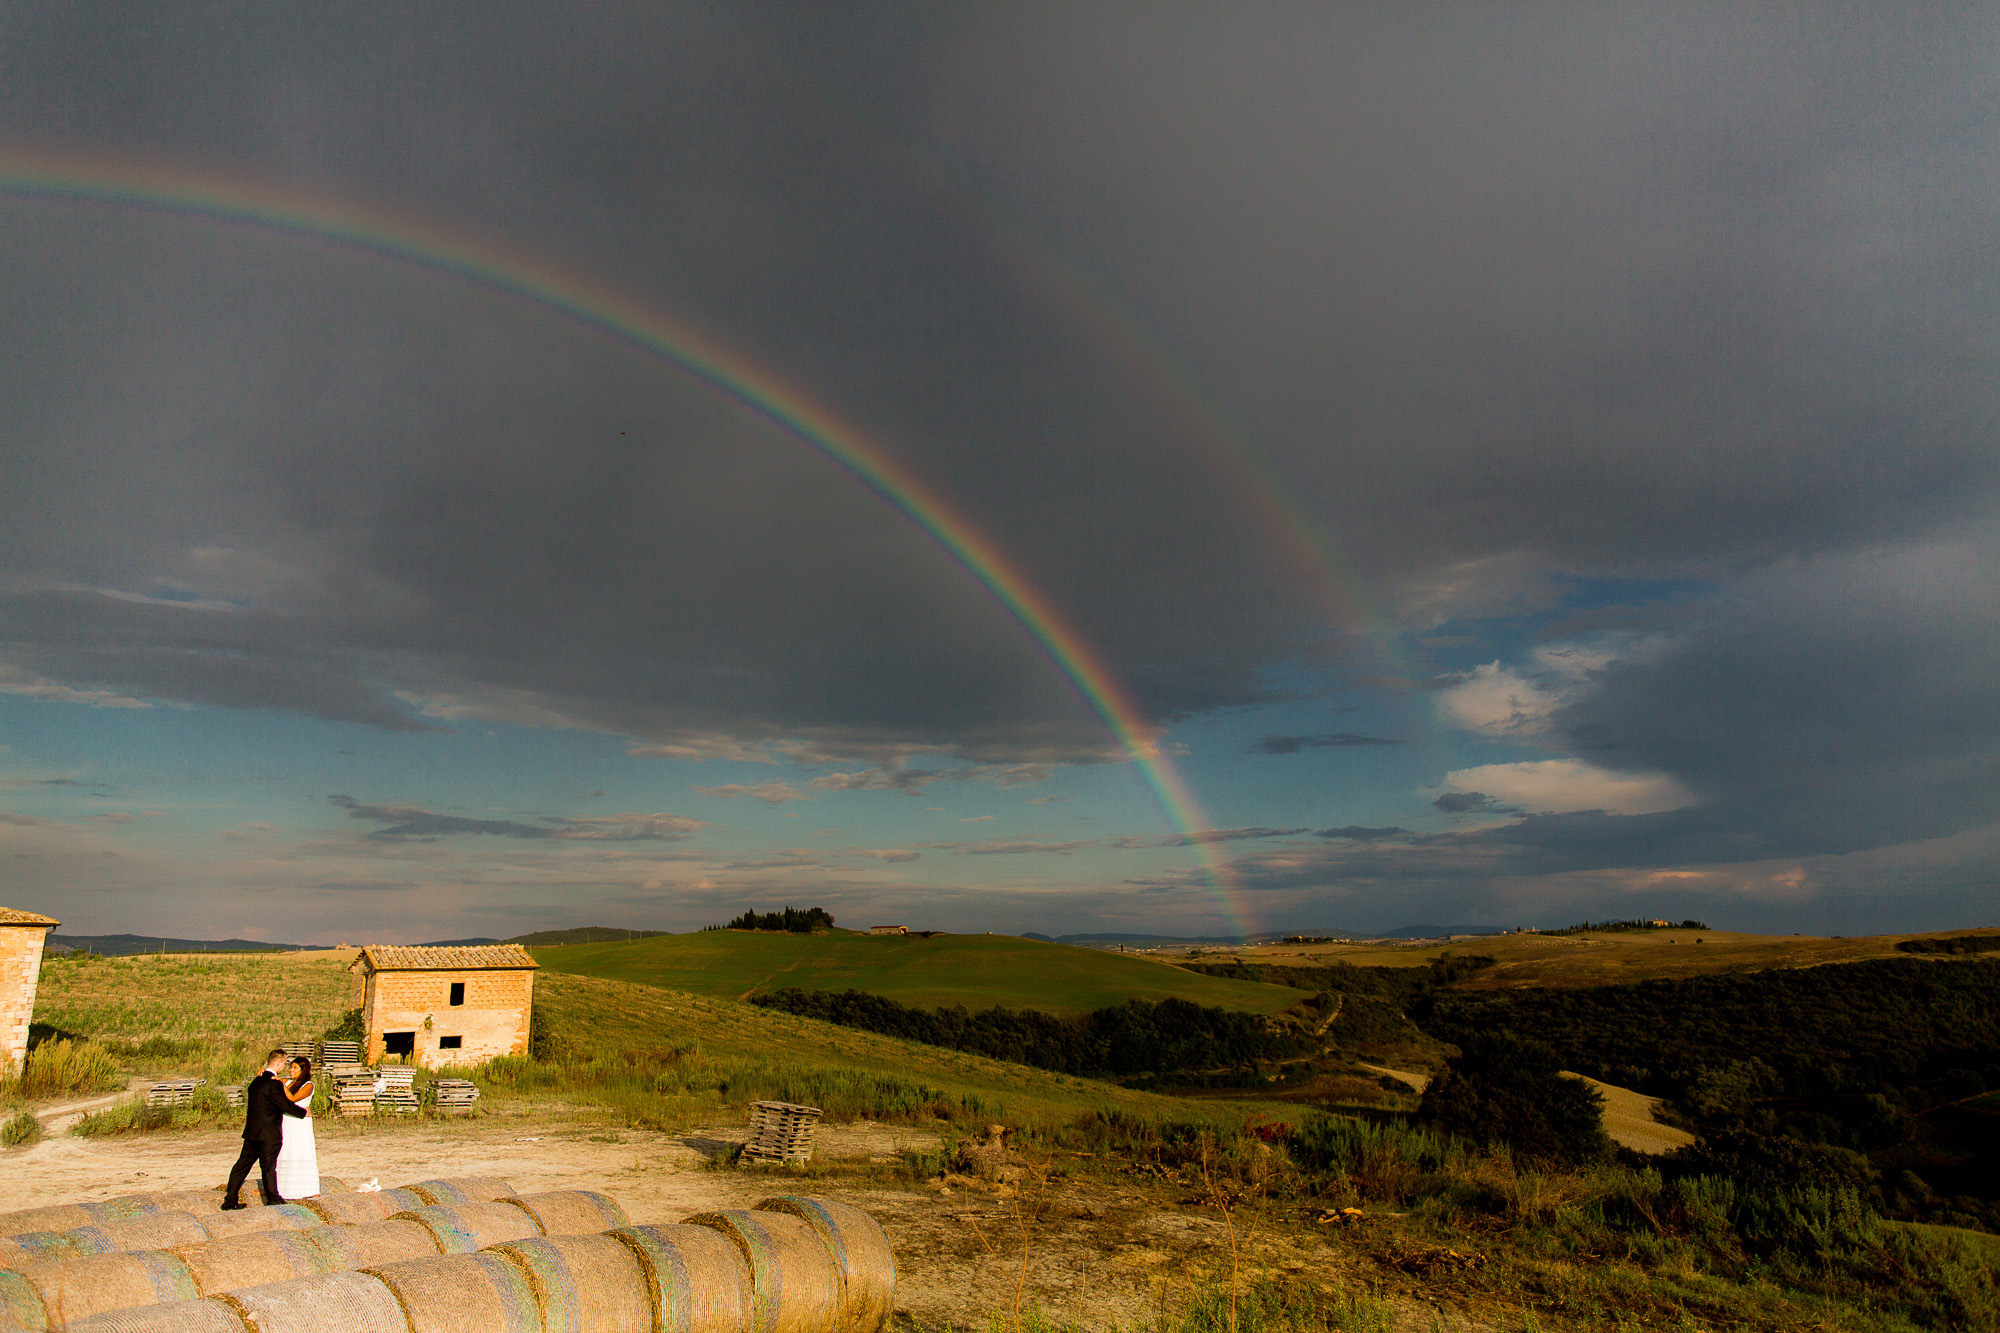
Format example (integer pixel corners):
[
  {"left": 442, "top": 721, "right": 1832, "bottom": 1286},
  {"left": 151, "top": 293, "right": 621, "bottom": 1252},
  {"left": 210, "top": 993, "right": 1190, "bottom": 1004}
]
[
  {"left": 350, "top": 944, "right": 537, "bottom": 1067},
  {"left": 868, "top": 925, "right": 909, "bottom": 936},
  {"left": 0, "top": 905, "right": 58, "bottom": 1076}
]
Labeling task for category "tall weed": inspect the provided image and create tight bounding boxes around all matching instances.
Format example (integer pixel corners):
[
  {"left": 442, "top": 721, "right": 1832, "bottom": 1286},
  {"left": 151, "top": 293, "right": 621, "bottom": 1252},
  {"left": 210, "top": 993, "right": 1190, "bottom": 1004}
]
[{"left": 20, "top": 1039, "right": 124, "bottom": 1099}]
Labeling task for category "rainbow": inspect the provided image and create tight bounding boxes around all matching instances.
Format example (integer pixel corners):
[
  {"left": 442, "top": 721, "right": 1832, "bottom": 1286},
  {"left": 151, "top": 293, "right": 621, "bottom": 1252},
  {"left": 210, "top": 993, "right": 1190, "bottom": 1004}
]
[{"left": 0, "top": 146, "right": 1257, "bottom": 936}]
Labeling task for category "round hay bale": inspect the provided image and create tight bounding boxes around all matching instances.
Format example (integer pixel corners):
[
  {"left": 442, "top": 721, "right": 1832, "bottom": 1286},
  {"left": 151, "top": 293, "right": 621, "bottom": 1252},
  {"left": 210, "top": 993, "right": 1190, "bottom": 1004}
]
[
  {"left": 363, "top": 1253, "right": 540, "bottom": 1333},
  {"left": 0, "top": 1208, "right": 92, "bottom": 1236},
  {"left": 16, "top": 1251, "right": 197, "bottom": 1328},
  {"left": 78, "top": 1200, "right": 155, "bottom": 1227},
  {"left": 298, "top": 1193, "right": 392, "bottom": 1227},
  {"left": 217, "top": 1271, "right": 406, "bottom": 1333},
  {"left": 0, "top": 1268, "right": 46, "bottom": 1331},
  {"left": 755, "top": 1197, "right": 895, "bottom": 1333},
  {"left": 317, "top": 1177, "right": 350, "bottom": 1194},
  {"left": 405, "top": 1179, "right": 516, "bottom": 1209},
  {"left": 176, "top": 1230, "right": 335, "bottom": 1296},
  {"left": 609, "top": 1224, "right": 752, "bottom": 1333},
  {"left": 198, "top": 1205, "right": 320, "bottom": 1243},
  {"left": 64, "top": 1297, "right": 248, "bottom": 1332},
  {"left": 488, "top": 1234, "right": 653, "bottom": 1333},
  {"left": 377, "top": 1188, "right": 431, "bottom": 1214},
  {"left": 80, "top": 1213, "right": 212, "bottom": 1255},
  {"left": 142, "top": 1191, "right": 226, "bottom": 1216},
  {"left": 0, "top": 1236, "right": 28, "bottom": 1267},
  {"left": 390, "top": 1204, "right": 540, "bottom": 1255},
  {"left": 302, "top": 1219, "right": 441, "bottom": 1270},
  {"left": 683, "top": 1211, "right": 840, "bottom": 1333},
  {"left": 4, "top": 1233, "right": 88, "bottom": 1264},
  {"left": 497, "top": 1191, "right": 627, "bottom": 1236}
]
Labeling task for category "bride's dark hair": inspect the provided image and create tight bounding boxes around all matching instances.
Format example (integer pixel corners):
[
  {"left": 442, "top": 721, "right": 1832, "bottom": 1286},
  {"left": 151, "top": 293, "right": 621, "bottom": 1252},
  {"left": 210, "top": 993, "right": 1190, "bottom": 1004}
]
[{"left": 287, "top": 1055, "right": 313, "bottom": 1097}]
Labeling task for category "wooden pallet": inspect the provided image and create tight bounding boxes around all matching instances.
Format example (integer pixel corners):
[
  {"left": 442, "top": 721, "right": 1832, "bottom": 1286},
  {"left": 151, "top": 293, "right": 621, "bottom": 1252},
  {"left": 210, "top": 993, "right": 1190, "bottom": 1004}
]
[
  {"left": 144, "top": 1078, "right": 206, "bottom": 1108},
  {"left": 431, "top": 1078, "right": 481, "bottom": 1113},
  {"left": 375, "top": 1066, "right": 419, "bottom": 1115},
  {"left": 741, "top": 1099, "right": 822, "bottom": 1164},
  {"left": 318, "top": 1040, "right": 363, "bottom": 1065}
]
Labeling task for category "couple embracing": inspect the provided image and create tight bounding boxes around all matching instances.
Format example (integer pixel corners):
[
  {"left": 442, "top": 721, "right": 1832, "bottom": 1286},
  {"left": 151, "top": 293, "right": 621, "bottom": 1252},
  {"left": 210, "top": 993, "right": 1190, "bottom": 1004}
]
[{"left": 222, "top": 1049, "right": 321, "bottom": 1208}]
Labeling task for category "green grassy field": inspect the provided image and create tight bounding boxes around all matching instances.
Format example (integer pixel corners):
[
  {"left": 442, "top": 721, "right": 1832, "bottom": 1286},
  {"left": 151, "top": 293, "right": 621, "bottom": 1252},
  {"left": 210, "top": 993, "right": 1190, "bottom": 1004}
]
[{"left": 529, "top": 930, "right": 1313, "bottom": 1014}]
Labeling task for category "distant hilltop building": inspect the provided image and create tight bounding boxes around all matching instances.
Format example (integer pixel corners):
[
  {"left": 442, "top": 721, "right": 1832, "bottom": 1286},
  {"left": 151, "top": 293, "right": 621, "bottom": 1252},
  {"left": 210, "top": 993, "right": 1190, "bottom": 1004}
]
[
  {"left": 868, "top": 925, "right": 909, "bottom": 936},
  {"left": 0, "top": 905, "right": 59, "bottom": 1076},
  {"left": 349, "top": 944, "right": 537, "bottom": 1067}
]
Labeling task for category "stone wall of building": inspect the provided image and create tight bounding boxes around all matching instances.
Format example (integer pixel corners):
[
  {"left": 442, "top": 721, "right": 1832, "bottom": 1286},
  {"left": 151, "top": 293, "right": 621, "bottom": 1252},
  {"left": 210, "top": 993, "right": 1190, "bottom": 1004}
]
[
  {"left": 0, "top": 925, "right": 52, "bottom": 1078},
  {"left": 360, "top": 967, "right": 534, "bottom": 1068}
]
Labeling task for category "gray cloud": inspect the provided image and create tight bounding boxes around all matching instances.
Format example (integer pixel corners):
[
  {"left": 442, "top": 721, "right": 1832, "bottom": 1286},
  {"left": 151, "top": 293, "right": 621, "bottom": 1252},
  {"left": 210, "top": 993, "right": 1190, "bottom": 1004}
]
[
  {"left": 1248, "top": 733, "right": 1400, "bottom": 755},
  {"left": 1314, "top": 825, "right": 1409, "bottom": 841},
  {"left": 1431, "top": 792, "right": 1520, "bottom": 815},
  {"left": 329, "top": 795, "right": 705, "bottom": 843}
]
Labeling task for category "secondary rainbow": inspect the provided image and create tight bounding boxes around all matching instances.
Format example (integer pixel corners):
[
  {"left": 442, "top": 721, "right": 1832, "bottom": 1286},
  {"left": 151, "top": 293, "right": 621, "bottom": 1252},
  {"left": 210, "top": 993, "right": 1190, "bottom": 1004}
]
[{"left": 0, "top": 146, "right": 1256, "bottom": 935}]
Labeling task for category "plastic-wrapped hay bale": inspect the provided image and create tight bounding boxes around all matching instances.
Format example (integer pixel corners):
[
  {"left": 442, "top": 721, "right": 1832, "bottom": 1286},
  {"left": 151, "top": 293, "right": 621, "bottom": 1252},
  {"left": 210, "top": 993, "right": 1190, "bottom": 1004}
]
[
  {"left": 363, "top": 1253, "right": 541, "bottom": 1333},
  {"left": 610, "top": 1224, "right": 752, "bottom": 1333},
  {"left": 199, "top": 1204, "right": 320, "bottom": 1242},
  {"left": 487, "top": 1234, "right": 653, "bottom": 1333},
  {"left": 176, "top": 1229, "right": 336, "bottom": 1296},
  {"left": 406, "top": 1178, "right": 516, "bottom": 1208},
  {"left": 218, "top": 1270, "right": 406, "bottom": 1333},
  {"left": 298, "top": 1192, "right": 392, "bottom": 1227},
  {"left": 317, "top": 1177, "right": 350, "bottom": 1195},
  {"left": 684, "top": 1210, "right": 841, "bottom": 1333},
  {"left": 0, "top": 1268, "right": 46, "bottom": 1331},
  {"left": 302, "top": 1219, "right": 442, "bottom": 1270},
  {"left": 756, "top": 1197, "right": 895, "bottom": 1333},
  {"left": 16, "top": 1251, "right": 197, "bottom": 1328},
  {"left": 498, "top": 1191, "right": 627, "bottom": 1237},
  {"left": 63, "top": 1297, "right": 249, "bottom": 1332},
  {"left": 377, "top": 1187, "right": 431, "bottom": 1214},
  {"left": 391, "top": 1203, "right": 541, "bottom": 1255}
]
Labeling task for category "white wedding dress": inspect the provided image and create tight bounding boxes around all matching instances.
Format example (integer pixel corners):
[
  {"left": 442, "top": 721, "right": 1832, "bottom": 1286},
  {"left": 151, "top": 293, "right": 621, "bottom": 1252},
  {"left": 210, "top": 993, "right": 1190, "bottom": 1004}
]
[{"left": 275, "top": 1081, "right": 320, "bottom": 1200}]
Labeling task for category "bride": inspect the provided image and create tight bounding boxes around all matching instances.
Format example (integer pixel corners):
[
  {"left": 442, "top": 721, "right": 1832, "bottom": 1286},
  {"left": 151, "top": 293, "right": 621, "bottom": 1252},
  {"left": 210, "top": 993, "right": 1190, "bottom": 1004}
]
[{"left": 274, "top": 1056, "right": 320, "bottom": 1200}]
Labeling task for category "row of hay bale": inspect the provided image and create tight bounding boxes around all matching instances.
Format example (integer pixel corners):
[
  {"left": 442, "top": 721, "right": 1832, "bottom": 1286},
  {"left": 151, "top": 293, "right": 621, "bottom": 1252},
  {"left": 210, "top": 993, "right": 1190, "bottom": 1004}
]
[
  {"left": 0, "top": 1179, "right": 525, "bottom": 1265},
  {"left": 40, "top": 1194, "right": 892, "bottom": 1333},
  {"left": 0, "top": 1182, "right": 567, "bottom": 1332}
]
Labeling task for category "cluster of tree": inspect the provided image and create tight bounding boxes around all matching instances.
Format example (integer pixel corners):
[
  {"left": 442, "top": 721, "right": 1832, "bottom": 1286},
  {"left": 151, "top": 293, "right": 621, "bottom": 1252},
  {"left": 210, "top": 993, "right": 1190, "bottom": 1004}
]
[
  {"left": 726, "top": 906, "right": 835, "bottom": 933},
  {"left": 1416, "top": 1033, "right": 1613, "bottom": 1166},
  {"left": 1182, "top": 951, "right": 1494, "bottom": 1006},
  {"left": 1897, "top": 934, "right": 2000, "bottom": 955},
  {"left": 1421, "top": 958, "right": 2000, "bottom": 1232},
  {"left": 1538, "top": 918, "right": 1709, "bottom": 937},
  {"left": 749, "top": 987, "right": 1305, "bottom": 1075}
]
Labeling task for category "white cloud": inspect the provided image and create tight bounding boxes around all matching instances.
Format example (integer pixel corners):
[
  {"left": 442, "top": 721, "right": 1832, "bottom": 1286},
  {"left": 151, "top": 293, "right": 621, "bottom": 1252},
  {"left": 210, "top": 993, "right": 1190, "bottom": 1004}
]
[
  {"left": 544, "top": 812, "right": 711, "bottom": 841},
  {"left": 0, "top": 664, "right": 150, "bottom": 709},
  {"left": 691, "top": 781, "right": 812, "bottom": 806},
  {"left": 1440, "top": 759, "right": 1694, "bottom": 816}
]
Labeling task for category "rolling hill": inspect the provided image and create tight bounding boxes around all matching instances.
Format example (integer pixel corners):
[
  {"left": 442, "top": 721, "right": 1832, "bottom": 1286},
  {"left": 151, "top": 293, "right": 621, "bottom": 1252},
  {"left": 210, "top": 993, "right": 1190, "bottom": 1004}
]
[{"left": 529, "top": 930, "right": 1313, "bottom": 1014}]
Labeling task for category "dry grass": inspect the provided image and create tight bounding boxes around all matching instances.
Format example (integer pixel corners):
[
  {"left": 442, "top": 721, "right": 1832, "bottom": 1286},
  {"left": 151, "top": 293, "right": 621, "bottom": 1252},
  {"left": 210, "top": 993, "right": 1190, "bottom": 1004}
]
[
  {"left": 19, "top": 1038, "right": 125, "bottom": 1098},
  {"left": 33, "top": 952, "right": 353, "bottom": 1056}
]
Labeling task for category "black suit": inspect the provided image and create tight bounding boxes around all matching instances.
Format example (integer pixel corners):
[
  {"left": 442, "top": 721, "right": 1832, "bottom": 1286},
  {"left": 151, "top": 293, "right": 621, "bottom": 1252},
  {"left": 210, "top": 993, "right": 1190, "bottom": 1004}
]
[{"left": 224, "top": 1070, "right": 308, "bottom": 1205}]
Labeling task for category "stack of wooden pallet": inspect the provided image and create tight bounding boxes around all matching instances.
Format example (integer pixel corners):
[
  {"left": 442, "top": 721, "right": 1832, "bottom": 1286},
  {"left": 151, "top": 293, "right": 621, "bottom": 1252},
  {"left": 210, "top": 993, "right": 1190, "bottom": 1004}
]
[
  {"left": 329, "top": 1066, "right": 377, "bottom": 1117},
  {"left": 431, "top": 1078, "right": 481, "bottom": 1113},
  {"left": 319, "top": 1039, "right": 363, "bottom": 1065},
  {"left": 376, "top": 1066, "right": 420, "bottom": 1114},
  {"left": 143, "top": 1078, "right": 205, "bottom": 1108},
  {"left": 223, "top": 1084, "right": 245, "bottom": 1108},
  {"left": 280, "top": 1039, "right": 314, "bottom": 1064},
  {"left": 741, "top": 1099, "right": 822, "bottom": 1164}
]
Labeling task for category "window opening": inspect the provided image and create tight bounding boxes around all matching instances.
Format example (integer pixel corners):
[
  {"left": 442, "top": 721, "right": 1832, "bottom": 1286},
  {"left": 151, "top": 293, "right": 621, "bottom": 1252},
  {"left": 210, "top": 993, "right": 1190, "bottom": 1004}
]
[{"left": 449, "top": 981, "right": 465, "bottom": 1006}]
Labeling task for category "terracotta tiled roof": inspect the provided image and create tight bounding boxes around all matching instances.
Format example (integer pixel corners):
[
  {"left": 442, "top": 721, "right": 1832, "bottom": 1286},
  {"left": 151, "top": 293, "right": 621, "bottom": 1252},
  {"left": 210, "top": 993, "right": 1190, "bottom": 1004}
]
[
  {"left": 0, "top": 906, "right": 58, "bottom": 927},
  {"left": 353, "top": 943, "right": 537, "bottom": 971}
]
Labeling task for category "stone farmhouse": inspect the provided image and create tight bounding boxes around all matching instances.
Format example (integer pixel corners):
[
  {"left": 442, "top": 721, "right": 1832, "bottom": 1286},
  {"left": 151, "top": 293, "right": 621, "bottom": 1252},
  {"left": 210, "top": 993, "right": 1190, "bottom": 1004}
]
[
  {"left": 0, "top": 905, "right": 58, "bottom": 1076},
  {"left": 349, "top": 944, "right": 537, "bottom": 1068}
]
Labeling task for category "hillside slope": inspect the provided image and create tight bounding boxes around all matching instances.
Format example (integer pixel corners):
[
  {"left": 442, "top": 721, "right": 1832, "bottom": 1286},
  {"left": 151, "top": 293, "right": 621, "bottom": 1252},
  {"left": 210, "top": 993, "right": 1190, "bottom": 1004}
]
[{"left": 531, "top": 930, "right": 1311, "bottom": 1014}]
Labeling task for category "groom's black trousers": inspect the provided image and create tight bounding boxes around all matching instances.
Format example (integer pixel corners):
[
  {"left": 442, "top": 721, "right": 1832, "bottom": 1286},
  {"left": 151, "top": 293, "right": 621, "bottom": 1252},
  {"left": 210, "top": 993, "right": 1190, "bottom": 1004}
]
[{"left": 225, "top": 1136, "right": 283, "bottom": 1205}]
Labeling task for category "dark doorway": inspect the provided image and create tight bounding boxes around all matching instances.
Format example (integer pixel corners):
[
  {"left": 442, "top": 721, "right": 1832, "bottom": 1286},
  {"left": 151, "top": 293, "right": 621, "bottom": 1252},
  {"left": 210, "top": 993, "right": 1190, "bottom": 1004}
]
[{"left": 384, "top": 1031, "right": 415, "bottom": 1057}]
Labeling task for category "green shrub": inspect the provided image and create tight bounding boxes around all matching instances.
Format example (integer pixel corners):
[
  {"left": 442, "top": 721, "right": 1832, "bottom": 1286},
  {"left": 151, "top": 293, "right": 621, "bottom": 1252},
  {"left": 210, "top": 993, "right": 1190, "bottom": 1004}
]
[
  {"left": 21, "top": 1038, "right": 124, "bottom": 1099},
  {"left": 320, "top": 1007, "right": 365, "bottom": 1044},
  {"left": 1, "top": 1109, "right": 40, "bottom": 1146},
  {"left": 1286, "top": 1114, "right": 1468, "bottom": 1203}
]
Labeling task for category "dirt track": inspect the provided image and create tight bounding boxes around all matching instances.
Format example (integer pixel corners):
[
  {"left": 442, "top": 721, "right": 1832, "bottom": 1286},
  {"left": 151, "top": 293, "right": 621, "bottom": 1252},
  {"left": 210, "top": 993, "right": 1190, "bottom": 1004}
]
[{"left": 0, "top": 1114, "right": 1488, "bottom": 1332}]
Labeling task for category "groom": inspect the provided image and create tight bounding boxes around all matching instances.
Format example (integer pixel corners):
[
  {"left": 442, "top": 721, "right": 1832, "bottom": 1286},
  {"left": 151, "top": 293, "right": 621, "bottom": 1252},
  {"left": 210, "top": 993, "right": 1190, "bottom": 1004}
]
[{"left": 222, "top": 1048, "right": 308, "bottom": 1208}]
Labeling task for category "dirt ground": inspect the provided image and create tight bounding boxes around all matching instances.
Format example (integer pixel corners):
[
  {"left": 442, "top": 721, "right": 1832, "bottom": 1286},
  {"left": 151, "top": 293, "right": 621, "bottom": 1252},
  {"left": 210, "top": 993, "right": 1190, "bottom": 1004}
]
[{"left": 0, "top": 1110, "right": 1492, "bottom": 1332}]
